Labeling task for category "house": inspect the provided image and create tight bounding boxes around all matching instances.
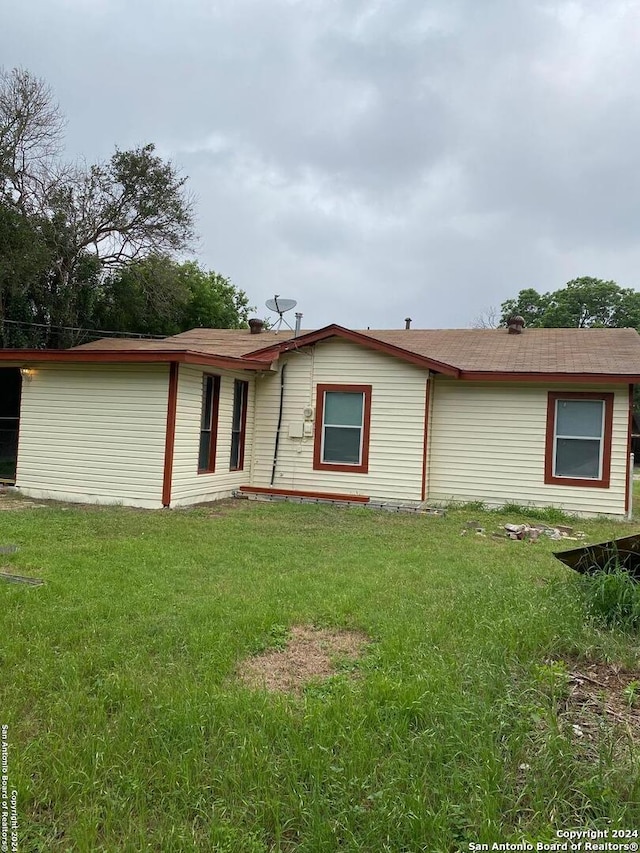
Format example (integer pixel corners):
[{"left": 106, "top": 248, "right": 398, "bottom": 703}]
[{"left": 1, "top": 321, "right": 639, "bottom": 516}]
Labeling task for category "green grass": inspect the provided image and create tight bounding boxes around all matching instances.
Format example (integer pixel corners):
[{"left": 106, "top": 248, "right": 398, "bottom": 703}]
[
  {"left": 1, "top": 499, "right": 639, "bottom": 851},
  {"left": 574, "top": 562, "right": 640, "bottom": 632}
]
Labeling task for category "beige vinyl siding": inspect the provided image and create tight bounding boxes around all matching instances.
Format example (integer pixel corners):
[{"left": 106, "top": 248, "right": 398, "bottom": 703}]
[
  {"left": 427, "top": 379, "right": 629, "bottom": 516},
  {"left": 170, "top": 365, "right": 255, "bottom": 506},
  {"left": 252, "top": 339, "right": 428, "bottom": 501},
  {"left": 16, "top": 364, "right": 169, "bottom": 508}
]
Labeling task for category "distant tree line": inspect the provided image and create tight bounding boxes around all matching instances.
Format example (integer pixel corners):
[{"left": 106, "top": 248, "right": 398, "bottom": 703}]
[
  {"left": 0, "top": 67, "right": 249, "bottom": 349},
  {"left": 499, "top": 277, "right": 640, "bottom": 330},
  {"left": 475, "top": 277, "right": 640, "bottom": 330}
]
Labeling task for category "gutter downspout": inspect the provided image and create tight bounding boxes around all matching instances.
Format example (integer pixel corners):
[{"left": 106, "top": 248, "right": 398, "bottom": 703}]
[{"left": 270, "top": 362, "right": 287, "bottom": 486}]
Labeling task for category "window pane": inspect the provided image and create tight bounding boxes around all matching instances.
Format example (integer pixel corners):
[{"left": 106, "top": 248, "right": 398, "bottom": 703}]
[
  {"left": 230, "top": 433, "right": 240, "bottom": 470},
  {"left": 201, "top": 377, "right": 213, "bottom": 429},
  {"left": 230, "top": 380, "right": 248, "bottom": 470},
  {"left": 232, "top": 380, "right": 245, "bottom": 430},
  {"left": 555, "top": 438, "right": 601, "bottom": 478},
  {"left": 199, "top": 375, "right": 220, "bottom": 472},
  {"left": 323, "top": 426, "right": 361, "bottom": 464},
  {"left": 199, "top": 431, "right": 211, "bottom": 470},
  {"left": 324, "top": 392, "right": 363, "bottom": 426},
  {"left": 556, "top": 400, "right": 603, "bottom": 438}
]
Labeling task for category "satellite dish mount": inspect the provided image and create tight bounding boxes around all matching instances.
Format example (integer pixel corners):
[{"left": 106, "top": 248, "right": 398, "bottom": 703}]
[{"left": 265, "top": 295, "right": 297, "bottom": 333}]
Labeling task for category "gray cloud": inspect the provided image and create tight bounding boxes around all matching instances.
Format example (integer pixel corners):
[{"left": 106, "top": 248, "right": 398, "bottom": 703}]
[{"left": 4, "top": 0, "right": 640, "bottom": 328}]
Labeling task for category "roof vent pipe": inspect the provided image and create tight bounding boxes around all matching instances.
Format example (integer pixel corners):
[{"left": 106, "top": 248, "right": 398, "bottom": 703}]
[
  {"left": 405, "top": 317, "right": 412, "bottom": 330},
  {"left": 507, "top": 315, "right": 525, "bottom": 335},
  {"left": 294, "top": 312, "right": 302, "bottom": 337},
  {"left": 249, "top": 318, "right": 264, "bottom": 334}
]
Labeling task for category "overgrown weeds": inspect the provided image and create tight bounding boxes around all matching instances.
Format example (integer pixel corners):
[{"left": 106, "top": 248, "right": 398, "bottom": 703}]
[
  {"left": 574, "top": 561, "right": 640, "bottom": 633},
  {"left": 440, "top": 499, "right": 574, "bottom": 524},
  {"left": 499, "top": 503, "right": 572, "bottom": 524}
]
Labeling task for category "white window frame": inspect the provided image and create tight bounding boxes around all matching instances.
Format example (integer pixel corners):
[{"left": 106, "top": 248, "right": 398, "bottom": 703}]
[{"left": 320, "top": 391, "right": 365, "bottom": 466}]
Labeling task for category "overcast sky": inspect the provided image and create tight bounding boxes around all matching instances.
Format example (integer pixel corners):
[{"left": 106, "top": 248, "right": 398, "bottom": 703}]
[{"left": 4, "top": 0, "right": 640, "bottom": 329}]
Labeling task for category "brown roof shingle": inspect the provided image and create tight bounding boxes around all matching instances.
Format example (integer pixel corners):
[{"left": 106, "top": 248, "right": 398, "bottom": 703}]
[
  {"left": 355, "top": 328, "right": 640, "bottom": 374},
  {"left": 71, "top": 326, "right": 640, "bottom": 377},
  {"left": 72, "top": 328, "right": 297, "bottom": 358}
]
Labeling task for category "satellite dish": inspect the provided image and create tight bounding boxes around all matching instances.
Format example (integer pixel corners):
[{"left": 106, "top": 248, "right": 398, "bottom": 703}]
[{"left": 265, "top": 295, "right": 297, "bottom": 332}]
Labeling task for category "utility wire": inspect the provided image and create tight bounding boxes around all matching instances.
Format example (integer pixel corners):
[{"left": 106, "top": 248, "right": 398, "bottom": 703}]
[{"left": 0, "top": 318, "right": 166, "bottom": 339}]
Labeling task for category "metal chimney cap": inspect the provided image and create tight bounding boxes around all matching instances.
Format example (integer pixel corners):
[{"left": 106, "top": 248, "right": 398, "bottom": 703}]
[{"left": 404, "top": 317, "right": 412, "bottom": 330}]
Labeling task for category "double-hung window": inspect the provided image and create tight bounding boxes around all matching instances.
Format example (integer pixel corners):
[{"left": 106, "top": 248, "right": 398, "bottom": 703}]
[
  {"left": 544, "top": 392, "right": 614, "bottom": 488},
  {"left": 198, "top": 375, "right": 221, "bottom": 473},
  {"left": 230, "top": 379, "right": 248, "bottom": 471},
  {"left": 313, "top": 384, "right": 371, "bottom": 473}
]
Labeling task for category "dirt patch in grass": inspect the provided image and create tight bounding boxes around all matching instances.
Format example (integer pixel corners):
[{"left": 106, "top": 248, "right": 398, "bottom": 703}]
[
  {"left": 237, "top": 625, "right": 371, "bottom": 694},
  {"left": 560, "top": 656, "right": 640, "bottom": 743},
  {"left": 0, "top": 490, "right": 45, "bottom": 511},
  {"left": 178, "top": 497, "right": 257, "bottom": 517}
]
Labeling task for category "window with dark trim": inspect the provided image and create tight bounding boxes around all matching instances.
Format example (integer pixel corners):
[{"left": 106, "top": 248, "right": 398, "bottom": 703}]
[
  {"left": 230, "top": 379, "right": 249, "bottom": 471},
  {"left": 313, "top": 384, "right": 372, "bottom": 473},
  {"left": 544, "top": 391, "right": 614, "bottom": 489},
  {"left": 198, "top": 374, "right": 221, "bottom": 473}
]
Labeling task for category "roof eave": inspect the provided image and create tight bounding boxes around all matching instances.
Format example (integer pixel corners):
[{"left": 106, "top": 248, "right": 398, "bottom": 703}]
[
  {"left": 458, "top": 370, "right": 640, "bottom": 383},
  {"left": 0, "top": 348, "right": 274, "bottom": 371}
]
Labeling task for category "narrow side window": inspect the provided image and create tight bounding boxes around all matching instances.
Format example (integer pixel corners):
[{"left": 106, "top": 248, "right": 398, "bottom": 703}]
[
  {"left": 198, "top": 375, "right": 221, "bottom": 473},
  {"left": 230, "top": 379, "right": 248, "bottom": 471}
]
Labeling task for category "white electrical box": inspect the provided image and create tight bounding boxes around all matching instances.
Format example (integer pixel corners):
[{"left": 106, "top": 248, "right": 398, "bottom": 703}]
[
  {"left": 288, "top": 422, "right": 304, "bottom": 438},
  {"left": 303, "top": 421, "right": 314, "bottom": 437},
  {"left": 303, "top": 406, "right": 314, "bottom": 420}
]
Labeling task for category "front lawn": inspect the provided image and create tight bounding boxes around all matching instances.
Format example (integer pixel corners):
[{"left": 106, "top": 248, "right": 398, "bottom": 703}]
[{"left": 1, "top": 498, "right": 639, "bottom": 851}]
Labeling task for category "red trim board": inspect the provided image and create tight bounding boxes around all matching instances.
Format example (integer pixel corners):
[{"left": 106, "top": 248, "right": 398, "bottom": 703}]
[
  {"left": 239, "top": 486, "right": 370, "bottom": 502},
  {"left": 162, "top": 362, "right": 179, "bottom": 507}
]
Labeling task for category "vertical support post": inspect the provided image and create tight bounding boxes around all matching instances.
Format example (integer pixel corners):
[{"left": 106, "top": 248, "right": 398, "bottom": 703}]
[{"left": 628, "top": 453, "right": 634, "bottom": 521}]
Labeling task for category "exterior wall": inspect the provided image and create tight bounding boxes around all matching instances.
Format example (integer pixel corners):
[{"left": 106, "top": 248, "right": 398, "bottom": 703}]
[
  {"left": 170, "top": 365, "right": 255, "bottom": 506},
  {"left": 427, "top": 379, "right": 629, "bottom": 516},
  {"left": 13, "top": 347, "right": 629, "bottom": 514},
  {"left": 16, "top": 364, "right": 169, "bottom": 508},
  {"left": 251, "top": 339, "right": 429, "bottom": 501}
]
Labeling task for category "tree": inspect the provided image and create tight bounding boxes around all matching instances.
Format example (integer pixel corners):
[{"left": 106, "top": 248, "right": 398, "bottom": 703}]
[
  {"left": 0, "top": 67, "right": 195, "bottom": 347},
  {"left": 0, "top": 200, "right": 52, "bottom": 346},
  {"left": 500, "top": 278, "right": 640, "bottom": 329},
  {"left": 96, "top": 256, "right": 251, "bottom": 337},
  {"left": 472, "top": 306, "right": 500, "bottom": 329},
  {"left": 0, "top": 66, "right": 65, "bottom": 213},
  {"left": 179, "top": 262, "right": 250, "bottom": 330}
]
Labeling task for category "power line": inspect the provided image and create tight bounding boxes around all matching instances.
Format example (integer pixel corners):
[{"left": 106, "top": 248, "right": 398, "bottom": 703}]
[{"left": 1, "top": 318, "right": 166, "bottom": 339}]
